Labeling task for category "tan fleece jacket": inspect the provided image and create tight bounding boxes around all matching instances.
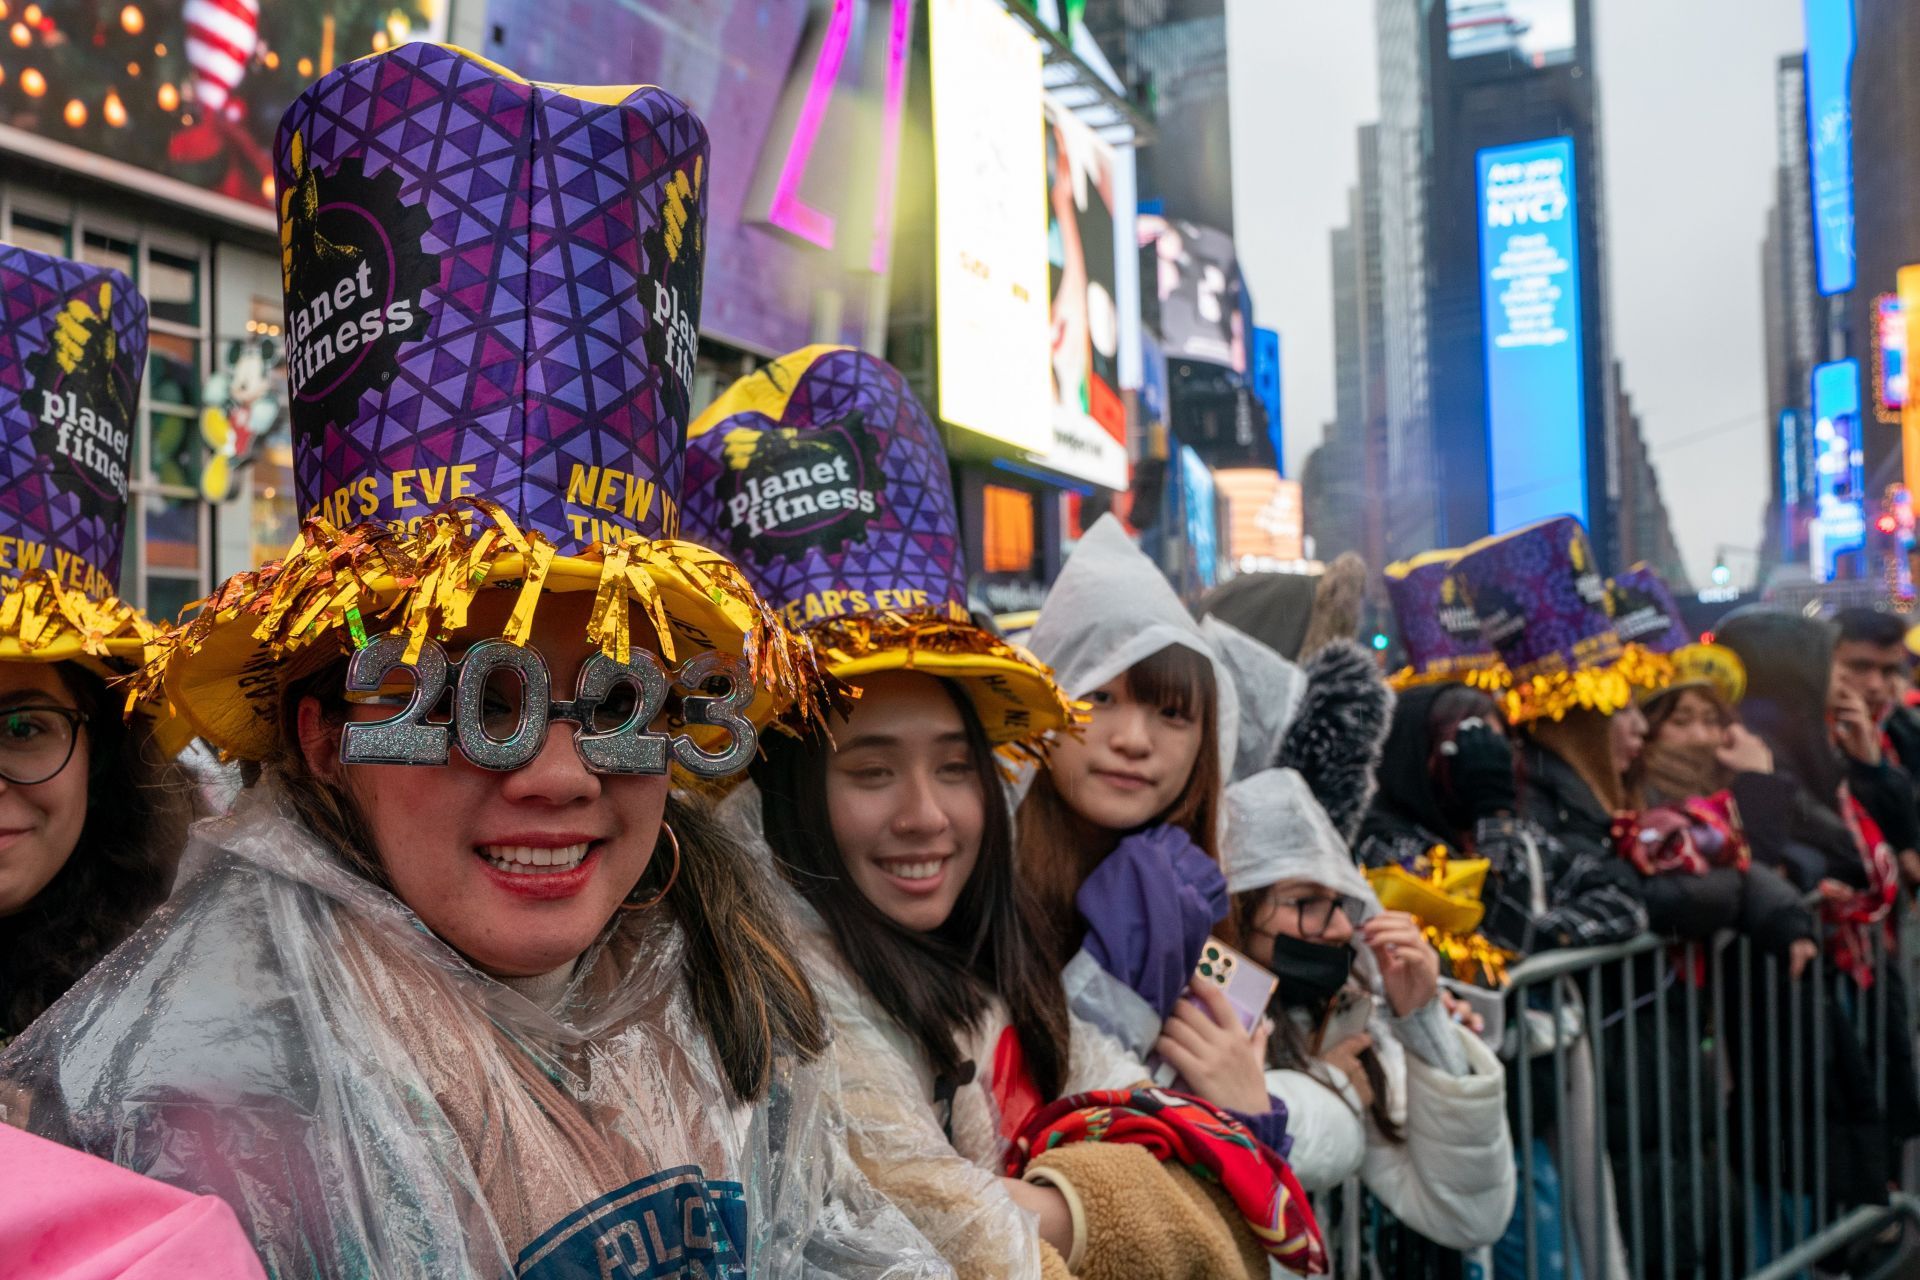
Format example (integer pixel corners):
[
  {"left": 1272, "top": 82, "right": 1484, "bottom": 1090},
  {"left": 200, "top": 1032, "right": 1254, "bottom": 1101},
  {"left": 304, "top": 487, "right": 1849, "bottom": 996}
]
[{"left": 1027, "top": 1141, "right": 1267, "bottom": 1280}]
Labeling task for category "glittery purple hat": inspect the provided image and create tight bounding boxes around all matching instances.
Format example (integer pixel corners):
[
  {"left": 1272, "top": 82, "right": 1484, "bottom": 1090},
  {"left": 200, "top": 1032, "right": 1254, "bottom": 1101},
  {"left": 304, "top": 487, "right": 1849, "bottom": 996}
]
[
  {"left": 155, "top": 44, "right": 835, "bottom": 762},
  {"left": 1382, "top": 549, "right": 1505, "bottom": 689},
  {"left": 1607, "top": 564, "right": 1690, "bottom": 655},
  {"left": 0, "top": 244, "right": 146, "bottom": 596},
  {"left": 681, "top": 346, "right": 1076, "bottom": 747},
  {"left": 1453, "top": 517, "right": 1647, "bottom": 722},
  {"left": 275, "top": 41, "right": 705, "bottom": 546}
]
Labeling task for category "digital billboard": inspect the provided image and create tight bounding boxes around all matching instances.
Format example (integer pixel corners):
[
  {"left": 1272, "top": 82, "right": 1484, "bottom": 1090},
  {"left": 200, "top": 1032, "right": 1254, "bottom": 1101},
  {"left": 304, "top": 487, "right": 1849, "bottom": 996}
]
[
  {"left": 1447, "top": 0, "right": 1576, "bottom": 68},
  {"left": 1180, "top": 446, "right": 1218, "bottom": 590},
  {"left": 1875, "top": 294, "right": 1906, "bottom": 423},
  {"left": 482, "top": 0, "right": 912, "bottom": 358},
  {"left": 1251, "top": 326, "right": 1283, "bottom": 472},
  {"left": 1803, "top": 0, "right": 1856, "bottom": 296},
  {"left": 1140, "top": 214, "right": 1246, "bottom": 373},
  {"left": 1215, "top": 469, "right": 1302, "bottom": 566},
  {"left": 930, "top": 0, "right": 1051, "bottom": 452},
  {"left": 1810, "top": 357, "right": 1865, "bottom": 582},
  {"left": 0, "top": 0, "right": 439, "bottom": 209},
  {"left": 1039, "top": 95, "right": 1128, "bottom": 490},
  {"left": 1477, "top": 136, "right": 1587, "bottom": 532},
  {"left": 1900, "top": 265, "right": 1920, "bottom": 499}
]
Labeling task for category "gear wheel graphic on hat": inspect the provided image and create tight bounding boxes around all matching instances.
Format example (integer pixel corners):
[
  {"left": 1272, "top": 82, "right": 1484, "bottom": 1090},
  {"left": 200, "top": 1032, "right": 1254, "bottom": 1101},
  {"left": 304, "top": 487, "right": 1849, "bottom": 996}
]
[{"left": 25, "top": 281, "right": 136, "bottom": 504}]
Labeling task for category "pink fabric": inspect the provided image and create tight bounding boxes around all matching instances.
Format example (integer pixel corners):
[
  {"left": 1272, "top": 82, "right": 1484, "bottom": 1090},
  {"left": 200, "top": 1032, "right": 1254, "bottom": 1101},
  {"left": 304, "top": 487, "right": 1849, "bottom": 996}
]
[{"left": 0, "top": 1125, "right": 266, "bottom": 1280}]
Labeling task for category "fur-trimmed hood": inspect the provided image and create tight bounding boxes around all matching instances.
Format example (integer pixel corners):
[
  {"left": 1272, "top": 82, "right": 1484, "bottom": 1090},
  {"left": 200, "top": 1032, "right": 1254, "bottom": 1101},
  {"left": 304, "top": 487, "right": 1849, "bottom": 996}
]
[{"left": 1276, "top": 639, "right": 1394, "bottom": 843}]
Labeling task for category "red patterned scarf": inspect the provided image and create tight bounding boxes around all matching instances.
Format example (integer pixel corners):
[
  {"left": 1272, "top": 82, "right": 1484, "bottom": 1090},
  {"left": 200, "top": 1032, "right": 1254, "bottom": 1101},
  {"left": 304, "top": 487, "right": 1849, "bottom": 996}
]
[{"left": 1005, "top": 1087, "right": 1327, "bottom": 1276}]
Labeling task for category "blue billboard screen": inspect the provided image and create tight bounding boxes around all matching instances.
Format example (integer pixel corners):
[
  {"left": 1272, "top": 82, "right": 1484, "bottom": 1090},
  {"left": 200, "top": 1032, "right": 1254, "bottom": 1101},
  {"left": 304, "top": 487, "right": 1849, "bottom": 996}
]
[
  {"left": 1810, "top": 358, "right": 1865, "bottom": 581},
  {"left": 1804, "top": 0, "right": 1856, "bottom": 296},
  {"left": 1477, "top": 137, "right": 1587, "bottom": 532}
]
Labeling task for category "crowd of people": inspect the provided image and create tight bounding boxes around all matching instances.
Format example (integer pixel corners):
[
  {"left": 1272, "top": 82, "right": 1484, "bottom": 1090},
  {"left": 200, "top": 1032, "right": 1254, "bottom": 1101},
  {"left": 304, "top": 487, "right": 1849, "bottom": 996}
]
[{"left": 0, "top": 40, "right": 1917, "bottom": 1280}]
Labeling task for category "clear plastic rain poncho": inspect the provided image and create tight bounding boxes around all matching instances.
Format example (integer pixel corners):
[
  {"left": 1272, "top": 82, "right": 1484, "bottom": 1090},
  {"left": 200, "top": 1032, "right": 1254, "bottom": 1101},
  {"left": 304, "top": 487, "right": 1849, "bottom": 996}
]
[
  {"left": 0, "top": 784, "right": 950, "bottom": 1280},
  {"left": 1024, "top": 515, "right": 1239, "bottom": 769},
  {"left": 1023, "top": 515, "right": 1241, "bottom": 1054},
  {"left": 1198, "top": 616, "right": 1306, "bottom": 784},
  {"left": 717, "top": 786, "right": 1144, "bottom": 1280}
]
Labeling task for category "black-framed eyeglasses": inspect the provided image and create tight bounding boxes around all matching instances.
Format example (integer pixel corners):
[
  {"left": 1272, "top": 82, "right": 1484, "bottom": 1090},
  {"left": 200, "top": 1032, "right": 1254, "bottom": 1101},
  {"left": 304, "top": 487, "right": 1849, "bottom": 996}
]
[
  {"left": 0, "top": 705, "right": 88, "bottom": 786},
  {"left": 1258, "top": 892, "right": 1352, "bottom": 941}
]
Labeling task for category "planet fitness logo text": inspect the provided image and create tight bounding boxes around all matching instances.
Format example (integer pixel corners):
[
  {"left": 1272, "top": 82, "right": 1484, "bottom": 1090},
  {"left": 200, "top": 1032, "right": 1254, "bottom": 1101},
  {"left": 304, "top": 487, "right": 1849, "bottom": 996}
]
[
  {"left": 279, "top": 133, "right": 436, "bottom": 438},
  {"left": 716, "top": 415, "right": 884, "bottom": 556},
  {"left": 26, "top": 281, "right": 136, "bottom": 504}
]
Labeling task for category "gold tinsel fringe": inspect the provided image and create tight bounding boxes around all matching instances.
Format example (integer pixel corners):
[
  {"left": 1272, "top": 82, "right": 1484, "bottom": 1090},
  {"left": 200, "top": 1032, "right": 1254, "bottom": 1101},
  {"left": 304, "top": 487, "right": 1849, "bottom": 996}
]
[
  {"left": 0, "top": 568, "right": 160, "bottom": 661},
  {"left": 1500, "top": 643, "right": 1675, "bottom": 725},
  {"left": 806, "top": 606, "right": 1087, "bottom": 766},
  {"left": 1424, "top": 923, "right": 1515, "bottom": 987},
  {"left": 1388, "top": 659, "right": 1512, "bottom": 693},
  {"left": 135, "top": 497, "right": 838, "bottom": 737}
]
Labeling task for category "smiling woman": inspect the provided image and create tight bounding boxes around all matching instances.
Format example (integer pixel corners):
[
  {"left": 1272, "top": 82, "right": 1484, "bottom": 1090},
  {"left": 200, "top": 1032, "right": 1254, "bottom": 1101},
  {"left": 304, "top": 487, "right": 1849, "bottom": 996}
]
[
  {"left": 0, "top": 44, "right": 944, "bottom": 1280},
  {"left": 0, "top": 242, "right": 194, "bottom": 1049},
  {"left": 694, "top": 348, "right": 1286, "bottom": 1279}
]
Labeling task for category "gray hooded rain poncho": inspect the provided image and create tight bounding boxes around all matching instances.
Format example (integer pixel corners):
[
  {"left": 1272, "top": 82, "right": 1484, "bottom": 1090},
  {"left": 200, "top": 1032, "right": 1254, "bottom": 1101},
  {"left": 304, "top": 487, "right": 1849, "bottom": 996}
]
[{"left": 0, "top": 784, "right": 949, "bottom": 1280}]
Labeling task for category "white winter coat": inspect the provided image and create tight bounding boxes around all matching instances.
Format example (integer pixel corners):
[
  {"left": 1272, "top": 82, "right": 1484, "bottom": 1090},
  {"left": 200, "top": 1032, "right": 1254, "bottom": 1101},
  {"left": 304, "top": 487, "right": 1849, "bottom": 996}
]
[{"left": 1265, "top": 1009, "right": 1515, "bottom": 1252}]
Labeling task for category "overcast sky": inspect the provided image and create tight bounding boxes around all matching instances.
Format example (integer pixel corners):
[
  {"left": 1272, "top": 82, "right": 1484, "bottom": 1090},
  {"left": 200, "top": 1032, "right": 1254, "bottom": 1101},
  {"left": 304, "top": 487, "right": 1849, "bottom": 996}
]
[{"left": 1226, "top": 0, "right": 1806, "bottom": 587}]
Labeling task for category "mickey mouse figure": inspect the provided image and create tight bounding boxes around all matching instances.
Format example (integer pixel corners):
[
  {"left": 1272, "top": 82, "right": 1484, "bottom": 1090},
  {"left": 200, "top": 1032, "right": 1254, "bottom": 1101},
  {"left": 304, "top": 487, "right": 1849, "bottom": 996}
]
[{"left": 199, "top": 335, "right": 285, "bottom": 502}]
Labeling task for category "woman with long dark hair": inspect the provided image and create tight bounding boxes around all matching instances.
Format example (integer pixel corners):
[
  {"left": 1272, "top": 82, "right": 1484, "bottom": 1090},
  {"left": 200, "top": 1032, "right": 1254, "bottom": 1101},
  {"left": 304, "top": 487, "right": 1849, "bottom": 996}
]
[
  {"left": 1015, "top": 516, "right": 1288, "bottom": 1135},
  {"left": 685, "top": 348, "right": 1313, "bottom": 1280},
  {"left": 0, "top": 244, "right": 193, "bottom": 1048},
  {"left": 0, "top": 50, "right": 939, "bottom": 1277}
]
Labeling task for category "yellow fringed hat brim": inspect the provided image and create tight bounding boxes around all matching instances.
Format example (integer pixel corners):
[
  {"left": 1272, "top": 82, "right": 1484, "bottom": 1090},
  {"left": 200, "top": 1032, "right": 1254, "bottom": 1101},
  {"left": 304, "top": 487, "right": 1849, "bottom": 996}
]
[
  {"left": 1387, "top": 660, "right": 1512, "bottom": 694},
  {"left": 1501, "top": 643, "right": 1675, "bottom": 725},
  {"left": 144, "top": 499, "right": 832, "bottom": 763},
  {"left": 808, "top": 610, "right": 1083, "bottom": 760}
]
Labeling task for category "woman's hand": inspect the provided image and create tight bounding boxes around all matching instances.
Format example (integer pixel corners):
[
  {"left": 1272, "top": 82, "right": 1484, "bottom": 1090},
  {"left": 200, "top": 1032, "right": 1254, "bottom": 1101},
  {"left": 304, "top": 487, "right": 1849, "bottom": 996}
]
[
  {"left": 1819, "top": 878, "right": 1855, "bottom": 905},
  {"left": 1361, "top": 911, "right": 1441, "bottom": 1018},
  {"left": 1321, "top": 1033, "right": 1375, "bottom": 1111},
  {"left": 1718, "top": 724, "right": 1774, "bottom": 775},
  {"left": 1002, "top": 1177, "right": 1075, "bottom": 1257},
  {"left": 1788, "top": 937, "right": 1819, "bottom": 981},
  {"left": 1439, "top": 986, "right": 1485, "bottom": 1034},
  {"left": 1153, "top": 978, "right": 1273, "bottom": 1115}
]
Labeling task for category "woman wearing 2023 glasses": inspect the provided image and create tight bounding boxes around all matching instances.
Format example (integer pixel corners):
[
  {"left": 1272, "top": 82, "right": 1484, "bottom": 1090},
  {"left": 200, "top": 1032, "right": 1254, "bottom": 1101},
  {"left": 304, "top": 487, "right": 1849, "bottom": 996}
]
[{"left": 0, "top": 243, "right": 194, "bottom": 1050}]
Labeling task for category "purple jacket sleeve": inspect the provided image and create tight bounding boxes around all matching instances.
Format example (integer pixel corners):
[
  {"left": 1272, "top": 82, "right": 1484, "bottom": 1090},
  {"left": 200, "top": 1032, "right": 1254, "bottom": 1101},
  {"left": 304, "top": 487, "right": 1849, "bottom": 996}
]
[
  {"left": 1229, "top": 1097, "right": 1294, "bottom": 1160},
  {"left": 1074, "top": 825, "right": 1229, "bottom": 1020}
]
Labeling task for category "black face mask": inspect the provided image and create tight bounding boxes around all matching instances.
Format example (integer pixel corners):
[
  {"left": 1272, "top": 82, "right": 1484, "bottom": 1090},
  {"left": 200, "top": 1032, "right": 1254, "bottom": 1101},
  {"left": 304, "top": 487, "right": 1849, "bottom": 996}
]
[{"left": 1267, "top": 932, "right": 1354, "bottom": 1007}]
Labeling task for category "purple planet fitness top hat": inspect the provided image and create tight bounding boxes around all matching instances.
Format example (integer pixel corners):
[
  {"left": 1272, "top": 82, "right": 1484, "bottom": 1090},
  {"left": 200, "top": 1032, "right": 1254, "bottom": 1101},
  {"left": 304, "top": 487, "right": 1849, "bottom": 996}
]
[
  {"left": 1454, "top": 516, "right": 1652, "bottom": 723},
  {"left": 1383, "top": 548, "right": 1506, "bottom": 690},
  {"left": 0, "top": 242, "right": 158, "bottom": 666},
  {"left": 1607, "top": 563, "right": 1690, "bottom": 656},
  {"left": 274, "top": 41, "right": 707, "bottom": 549},
  {"left": 681, "top": 345, "right": 1077, "bottom": 749}
]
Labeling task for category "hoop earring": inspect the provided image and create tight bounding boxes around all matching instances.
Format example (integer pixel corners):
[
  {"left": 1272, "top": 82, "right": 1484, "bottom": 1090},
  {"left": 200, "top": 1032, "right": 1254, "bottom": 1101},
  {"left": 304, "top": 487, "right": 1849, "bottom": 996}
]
[{"left": 620, "top": 822, "right": 681, "bottom": 912}]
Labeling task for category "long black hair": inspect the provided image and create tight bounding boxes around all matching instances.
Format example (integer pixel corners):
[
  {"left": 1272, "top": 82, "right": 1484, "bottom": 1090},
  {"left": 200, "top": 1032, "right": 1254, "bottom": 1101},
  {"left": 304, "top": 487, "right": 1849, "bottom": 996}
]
[
  {"left": 754, "top": 678, "right": 1069, "bottom": 1101},
  {"left": 0, "top": 663, "right": 194, "bottom": 1039}
]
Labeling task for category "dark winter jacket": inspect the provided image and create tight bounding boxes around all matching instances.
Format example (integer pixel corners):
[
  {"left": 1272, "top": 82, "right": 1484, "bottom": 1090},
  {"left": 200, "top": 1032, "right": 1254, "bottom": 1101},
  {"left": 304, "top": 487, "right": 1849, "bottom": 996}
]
[
  {"left": 1356, "top": 685, "right": 1648, "bottom": 955},
  {"left": 1518, "top": 738, "right": 1731, "bottom": 941}
]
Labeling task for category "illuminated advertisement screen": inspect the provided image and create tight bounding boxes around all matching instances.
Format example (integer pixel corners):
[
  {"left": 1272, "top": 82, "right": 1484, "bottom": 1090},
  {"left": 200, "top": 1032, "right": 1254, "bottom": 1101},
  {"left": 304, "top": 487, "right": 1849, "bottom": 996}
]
[
  {"left": 1876, "top": 294, "right": 1906, "bottom": 422},
  {"left": 1804, "top": 0, "right": 1856, "bottom": 296},
  {"left": 1039, "top": 95, "right": 1128, "bottom": 490},
  {"left": 1810, "top": 358, "right": 1865, "bottom": 582},
  {"left": 482, "top": 0, "right": 911, "bottom": 358},
  {"left": 1477, "top": 136, "right": 1587, "bottom": 532},
  {"left": 930, "top": 0, "right": 1050, "bottom": 452},
  {"left": 0, "top": 0, "right": 439, "bottom": 208},
  {"left": 1140, "top": 214, "right": 1245, "bottom": 373},
  {"left": 1447, "top": 0, "right": 1576, "bottom": 67},
  {"left": 1180, "top": 446, "right": 1218, "bottom": 590},
  {"left": 1215, "top": 469, "right": 1302, "bottom": 565}
]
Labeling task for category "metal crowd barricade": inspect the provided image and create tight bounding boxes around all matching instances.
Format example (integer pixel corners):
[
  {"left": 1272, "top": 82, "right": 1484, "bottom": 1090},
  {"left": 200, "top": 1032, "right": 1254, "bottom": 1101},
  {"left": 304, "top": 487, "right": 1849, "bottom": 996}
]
[{"left": 1309, "top": 910, "right": 1920, "bottom": 1280}]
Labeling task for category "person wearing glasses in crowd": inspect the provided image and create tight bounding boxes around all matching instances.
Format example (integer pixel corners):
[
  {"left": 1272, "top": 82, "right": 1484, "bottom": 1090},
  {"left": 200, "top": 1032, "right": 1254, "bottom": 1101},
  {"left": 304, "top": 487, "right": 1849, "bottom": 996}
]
[
  {"left": 0, "top": 48, "right": 944, "bottom": 1278},
  {"left": 0, "top": 244, "right": 194, "bottom": 1051},
  {"left": 1221, "top": 767, "right": 1514, "bottom": 1263}
]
